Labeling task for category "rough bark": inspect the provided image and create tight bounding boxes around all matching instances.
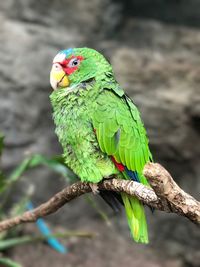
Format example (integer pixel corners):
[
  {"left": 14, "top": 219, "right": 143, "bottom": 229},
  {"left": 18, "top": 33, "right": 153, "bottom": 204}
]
[{"left": 0, "top": 163, "right": 199, "bottom": 233}]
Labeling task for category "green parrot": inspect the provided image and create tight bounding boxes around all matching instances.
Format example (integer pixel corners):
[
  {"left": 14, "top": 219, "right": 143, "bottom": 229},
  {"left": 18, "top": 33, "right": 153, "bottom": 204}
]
[{"left": 50, "top": 48, "right": 152, "bottom": 243}]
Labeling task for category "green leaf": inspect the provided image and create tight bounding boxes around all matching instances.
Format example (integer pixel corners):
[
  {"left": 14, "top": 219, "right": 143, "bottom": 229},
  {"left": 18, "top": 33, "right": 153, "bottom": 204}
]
[
  {"left": 0, "top": 231, "right": 94, "bottom": 251},
  {"left": 0, "top": 133, "right": 4, "bottom": 158},
  {"left": 0, "top": 154, "right": 76, "bottom": 215},
  {"left": 0, "top": 171, "right": 7, "bottom": 194},
  {"left": 0, "top": 258, "right": 22, "bottom": 267},
  {"left": 8, "top": 158, "right": 31, "bottom": 183},
  {"left": 10, "top": 192, "right": 32, "bottom": 217},
  {"left": 0, "top": 236, "right": 33, "bottom": 250},
  {"left": 6, "top": 154, "right": 75, "bottom": 190},
  {"left": 10, "top": 154, "right": 74, "bottom": 180},
  {"left": 27, "top": 154, "right": 72, "bottom": 179}
]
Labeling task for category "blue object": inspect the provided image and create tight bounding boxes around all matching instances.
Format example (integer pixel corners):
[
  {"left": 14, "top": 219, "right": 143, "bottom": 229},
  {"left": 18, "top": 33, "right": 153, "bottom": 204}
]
[
  {"left": 61, "top": 48, "right": 73, "bottom": 57},
  {"left": 27, "top": 201, "right": 67, "bottom": 254},
  {"left": 125, "top": 167, "right": 140, "bottom": 182}
]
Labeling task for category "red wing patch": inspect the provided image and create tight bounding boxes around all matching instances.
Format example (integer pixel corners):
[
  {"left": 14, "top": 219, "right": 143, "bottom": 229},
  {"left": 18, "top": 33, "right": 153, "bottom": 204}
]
[{"left": 111, "top": 156, "right": 125, "bottom": 172}]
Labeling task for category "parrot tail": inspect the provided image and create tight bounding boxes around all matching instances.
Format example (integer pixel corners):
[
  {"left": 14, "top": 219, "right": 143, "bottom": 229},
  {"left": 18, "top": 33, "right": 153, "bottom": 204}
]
[{"left": 121, "top": 193, "right": 148, "bottom": 243}]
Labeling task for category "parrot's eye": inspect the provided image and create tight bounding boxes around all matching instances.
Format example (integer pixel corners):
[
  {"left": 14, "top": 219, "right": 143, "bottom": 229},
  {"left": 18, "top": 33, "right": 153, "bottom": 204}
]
[{"left": 67, "top": 58, "right": 80, "bottom": 68}]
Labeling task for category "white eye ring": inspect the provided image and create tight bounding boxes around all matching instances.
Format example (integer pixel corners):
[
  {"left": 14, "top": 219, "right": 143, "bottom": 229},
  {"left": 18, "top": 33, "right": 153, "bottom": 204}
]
[
  {"left": 52, "top": 63, "right": 62, "bottom": 71},
  {"left": 67, "top": 58, "right": 80, "bottom": 68}
]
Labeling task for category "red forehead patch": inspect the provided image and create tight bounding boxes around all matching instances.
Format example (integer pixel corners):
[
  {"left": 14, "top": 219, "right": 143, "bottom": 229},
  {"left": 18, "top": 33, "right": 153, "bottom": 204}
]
[{"left": 57, "top": 55, "right": 84, "bottom": 75}]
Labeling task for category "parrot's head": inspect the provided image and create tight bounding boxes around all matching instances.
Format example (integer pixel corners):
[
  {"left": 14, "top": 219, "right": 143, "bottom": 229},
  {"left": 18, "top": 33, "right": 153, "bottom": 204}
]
[{"left": 50, "top": 47, "right": 113, "bottom": 91}]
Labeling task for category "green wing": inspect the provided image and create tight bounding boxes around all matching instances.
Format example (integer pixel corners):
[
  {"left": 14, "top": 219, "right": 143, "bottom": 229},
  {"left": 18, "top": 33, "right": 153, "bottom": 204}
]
[
  {"left": 92, "top": 86, "right": 152, "bottom": 243},
  {"left": 92, "top": 88, "right": 152, "bottom": 183}
]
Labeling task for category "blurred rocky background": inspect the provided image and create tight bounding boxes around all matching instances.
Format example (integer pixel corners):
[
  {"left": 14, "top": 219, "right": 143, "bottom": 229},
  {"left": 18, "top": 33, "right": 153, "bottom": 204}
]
[{"left": 0, "top": 0, "right": 200, "bottom": 266}]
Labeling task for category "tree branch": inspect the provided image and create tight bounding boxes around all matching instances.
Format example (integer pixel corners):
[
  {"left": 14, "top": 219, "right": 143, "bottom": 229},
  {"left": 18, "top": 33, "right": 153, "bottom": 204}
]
[{"left": 0, "top": 163, "right": 199, "bottom": 232}]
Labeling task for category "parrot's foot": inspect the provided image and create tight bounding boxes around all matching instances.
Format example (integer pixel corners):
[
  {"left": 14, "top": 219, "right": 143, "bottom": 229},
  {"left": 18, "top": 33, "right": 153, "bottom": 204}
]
[{"left": 89, "top": 183, "right": 99, "bottom": 194}]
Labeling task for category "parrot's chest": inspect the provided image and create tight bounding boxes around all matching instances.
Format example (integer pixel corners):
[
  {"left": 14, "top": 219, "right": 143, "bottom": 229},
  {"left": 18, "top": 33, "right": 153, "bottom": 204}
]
[
  {"left": 51, "top": 83, "right": 99, "bottom": 146},
  {"left": 51, "top": 87, "right": 119, "bottom": 181},
  {"left": 54, "top": 98, "right": 97, "bottom": 149}
]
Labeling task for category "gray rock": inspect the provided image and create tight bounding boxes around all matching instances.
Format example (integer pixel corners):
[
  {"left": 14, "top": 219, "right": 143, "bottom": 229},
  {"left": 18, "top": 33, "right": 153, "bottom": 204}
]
[{"left": 121, "top": 0, "right": 200, "bottom": 27}]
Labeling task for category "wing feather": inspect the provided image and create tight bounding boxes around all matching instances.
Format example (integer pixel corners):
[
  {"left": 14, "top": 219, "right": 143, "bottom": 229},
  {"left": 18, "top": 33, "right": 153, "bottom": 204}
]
[{"left": 92, "top": 88, "right": 152, "bottom": 184}]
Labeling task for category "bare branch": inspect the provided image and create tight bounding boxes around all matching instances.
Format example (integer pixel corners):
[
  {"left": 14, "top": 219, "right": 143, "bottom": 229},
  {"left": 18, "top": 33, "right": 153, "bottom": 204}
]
[
  {"left": 144, "top": 163, "right": 200, "bottom": 224},
  {"left": 0, "top": 163, "right": 199, "bottom": 233}
]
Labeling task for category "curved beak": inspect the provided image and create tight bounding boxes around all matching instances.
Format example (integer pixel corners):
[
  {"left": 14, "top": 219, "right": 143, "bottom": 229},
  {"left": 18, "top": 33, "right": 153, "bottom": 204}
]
[{"left": 50, "top": 68, "right": 70, "bottom": 90}]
